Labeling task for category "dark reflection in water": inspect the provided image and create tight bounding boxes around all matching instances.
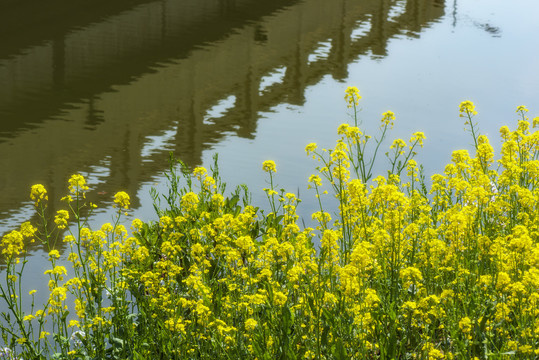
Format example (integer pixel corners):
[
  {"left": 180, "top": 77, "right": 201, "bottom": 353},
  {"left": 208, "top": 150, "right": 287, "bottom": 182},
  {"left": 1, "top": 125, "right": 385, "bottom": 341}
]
[{"left": 0, "top": 0, "right": 445, "bottom": 251}]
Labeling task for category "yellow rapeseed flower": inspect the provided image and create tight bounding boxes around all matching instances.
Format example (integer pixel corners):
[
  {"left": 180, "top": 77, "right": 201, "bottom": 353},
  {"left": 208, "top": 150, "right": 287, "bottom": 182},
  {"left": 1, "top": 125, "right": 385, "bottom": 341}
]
[
  {"left": 390, "top": 138, "right": 407, "bottom": 149},
  {"left": 410, "top": 131, "right": 426, "bottom": 147},
  {"left": 1, "top": 230, "right": 24, "bottom": 259},
  {"left": 20, "top": 222, "right": 37, "bottom": 239},
  {"left": 344, "top": 86, "right": 361, "bottom": 108},
  {"left": 459, "top": 100, "right": 477, "bottom": 117},
  {"left": 68, "top": 174, "right": 89, "bottom": 194},
  {"left": 113, "top": 191, "right": 130, "bottom": 209},
  {"left": 305, "top": 142, "right": 317, "bottom": 155},
  {"left": 516, "top": 105, "right": 529, "bottom": 113},
  {"left": 181, "top": 192, "right": 199, "bottom": 212},
  {"left": 308, "top": 174, "right": 322, "bottom": 187},
  {"left": 262, "top": 160, "right": 277, "bottom": 173},
  {"left": 423, "top": 343, "right": 444, "bottom": 359},
  {"left": 30, "top": 184, "right": 48, "bottom": 206},
  {"left": 54, "top": 210, "right": 69, "bottom": 229},
  {"left": 245, "top": 318, "right": 258, "bottom": 331},
  {"left": 459, "top": 316, "right": 472, "bottom": 333},
  {"left": 23, "top": 314, "right": 35, "bottom": 322},
  {"left": 193, "top": 166, "right": 207, "bottom": 179},
  {"left": 381, "top": 110, "right": 396, "bottom": 128},
  {"left": 131, "top": 218, "right": 144, "bottom": 232}
]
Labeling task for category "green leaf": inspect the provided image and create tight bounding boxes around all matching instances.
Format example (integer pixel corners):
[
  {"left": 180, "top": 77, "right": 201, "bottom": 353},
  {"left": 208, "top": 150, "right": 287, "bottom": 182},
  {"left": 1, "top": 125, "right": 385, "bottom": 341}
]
[
  {"left": 282, "top": 306, "right": 291, "bottom": 328},
  {"left": 110, "top": 337, "right": 125, "bottom": 347},
  {"left": 307, "top": 297, "right": 316, "bottom": 314},
  {"left": 321, "top": 325, "right": 329, "bottom": 347},
  {"left": 334, "top": 337, "right": 347, "bottom": 360}
]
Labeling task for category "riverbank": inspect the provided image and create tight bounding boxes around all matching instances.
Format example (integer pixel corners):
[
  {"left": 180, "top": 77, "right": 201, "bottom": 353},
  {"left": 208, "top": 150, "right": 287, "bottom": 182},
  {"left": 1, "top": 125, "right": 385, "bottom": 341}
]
[{"left": 2, "top": 92, "right": 539, "bottom": 358}]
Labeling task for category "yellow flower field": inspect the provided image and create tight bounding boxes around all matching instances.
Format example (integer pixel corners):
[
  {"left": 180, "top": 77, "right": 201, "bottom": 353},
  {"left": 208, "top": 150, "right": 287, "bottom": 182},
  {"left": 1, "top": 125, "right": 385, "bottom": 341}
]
[{"left": 1, "top": 88, "right": 539, "bottom": 359}]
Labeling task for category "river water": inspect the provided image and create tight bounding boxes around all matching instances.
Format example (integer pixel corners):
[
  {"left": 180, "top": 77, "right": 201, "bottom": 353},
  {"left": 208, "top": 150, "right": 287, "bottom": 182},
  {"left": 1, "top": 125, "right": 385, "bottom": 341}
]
[{"left": 1, "top": 0, "right": 539, "bottom": 259}]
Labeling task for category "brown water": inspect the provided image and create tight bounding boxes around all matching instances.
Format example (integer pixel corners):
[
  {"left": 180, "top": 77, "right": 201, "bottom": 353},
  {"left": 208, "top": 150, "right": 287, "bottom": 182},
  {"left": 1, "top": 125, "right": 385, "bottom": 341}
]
[{"left": 1, "top": 0, "right": 539, "bottom": 250}]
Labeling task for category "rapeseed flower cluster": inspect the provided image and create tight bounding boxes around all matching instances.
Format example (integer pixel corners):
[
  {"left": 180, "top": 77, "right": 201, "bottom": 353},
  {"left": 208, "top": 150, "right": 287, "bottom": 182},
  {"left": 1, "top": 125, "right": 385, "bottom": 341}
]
[{"left": 1, "top": 91, "right": 539, "bottom": 359}]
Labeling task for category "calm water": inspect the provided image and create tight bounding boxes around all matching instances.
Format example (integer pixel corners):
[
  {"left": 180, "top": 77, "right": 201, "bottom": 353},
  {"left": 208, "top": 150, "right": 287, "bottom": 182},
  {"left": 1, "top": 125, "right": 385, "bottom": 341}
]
[{"left": 1, "top": 0, "right": 539, "bottom": 256}]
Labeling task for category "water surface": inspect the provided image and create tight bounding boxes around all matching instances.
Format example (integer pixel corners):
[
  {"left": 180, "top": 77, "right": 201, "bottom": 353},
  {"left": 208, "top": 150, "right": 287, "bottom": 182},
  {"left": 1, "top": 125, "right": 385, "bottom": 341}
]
[{"left": 1, "top": 0, "right": 538, "bottom": 251}]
